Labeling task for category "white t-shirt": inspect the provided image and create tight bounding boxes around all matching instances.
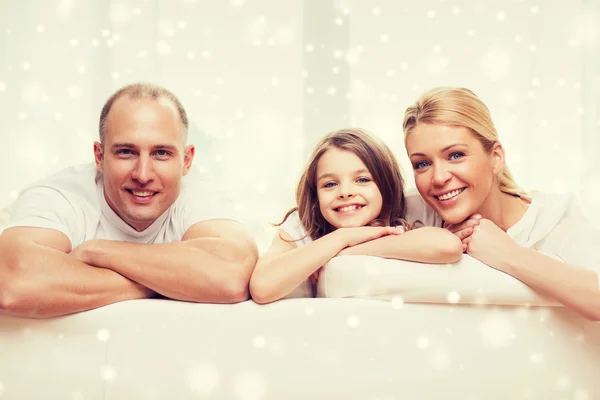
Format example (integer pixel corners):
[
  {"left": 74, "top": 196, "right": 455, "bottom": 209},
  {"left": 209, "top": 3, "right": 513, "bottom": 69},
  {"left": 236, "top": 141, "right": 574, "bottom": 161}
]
[
  {"left": 8, "top": 162, "right": 234, "bottom": 247},
  {"left": 277, "top": 211, "right": 316, "bottom": 299},
  {"left": 404, "top": 191, "right": 600, "bottom": 287}
]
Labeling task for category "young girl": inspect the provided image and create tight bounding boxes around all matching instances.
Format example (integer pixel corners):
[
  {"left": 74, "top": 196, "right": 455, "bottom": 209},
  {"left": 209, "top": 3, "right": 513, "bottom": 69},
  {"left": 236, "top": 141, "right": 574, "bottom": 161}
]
[
  {"left": 250, "top": 128, "right": 463, "bottom": 304},
  {"left": 403, "top": 87, "right": 600, "bottom": 320}
]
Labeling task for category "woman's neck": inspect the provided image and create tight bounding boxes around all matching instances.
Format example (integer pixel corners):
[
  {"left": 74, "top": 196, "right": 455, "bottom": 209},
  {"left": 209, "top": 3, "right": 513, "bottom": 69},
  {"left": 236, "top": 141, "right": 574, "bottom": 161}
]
[{"left": 476, "top": 189, "right": 528, "bottom": 231}]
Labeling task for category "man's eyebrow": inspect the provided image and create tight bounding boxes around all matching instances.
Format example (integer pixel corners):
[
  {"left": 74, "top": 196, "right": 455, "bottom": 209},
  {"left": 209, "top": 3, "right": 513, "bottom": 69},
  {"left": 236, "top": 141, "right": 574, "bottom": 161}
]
[
  {"left": 110, "top": 143, "right": 179, "bottom": 151},
  {"left": 152, "top": 144, "right": 179, "bottom": 152},
  {"left": 111, "top": 142, "right": 138, "bottom": 150}
]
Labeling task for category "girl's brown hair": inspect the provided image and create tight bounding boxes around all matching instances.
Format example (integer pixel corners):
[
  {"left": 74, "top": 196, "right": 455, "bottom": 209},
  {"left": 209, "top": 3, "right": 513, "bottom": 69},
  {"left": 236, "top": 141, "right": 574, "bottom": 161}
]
[{"left": 277, "top": 128, "right": 411, "bottom": 241}]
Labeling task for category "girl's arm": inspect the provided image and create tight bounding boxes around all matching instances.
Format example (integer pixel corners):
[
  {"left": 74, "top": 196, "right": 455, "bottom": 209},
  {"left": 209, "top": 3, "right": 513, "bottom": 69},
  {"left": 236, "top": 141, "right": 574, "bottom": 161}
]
[
  {"left": 338, "top": 227, "right": 463, "bottom": 264},
  {"left": 249, "top": 226, "right": 399, "bottom": 304}
]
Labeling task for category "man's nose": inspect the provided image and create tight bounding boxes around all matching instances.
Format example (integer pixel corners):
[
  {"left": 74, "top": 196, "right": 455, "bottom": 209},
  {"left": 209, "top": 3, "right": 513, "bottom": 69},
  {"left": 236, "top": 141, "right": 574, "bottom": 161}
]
[{"left": 131, "top": 156, "right": 154, "bottom": 184}]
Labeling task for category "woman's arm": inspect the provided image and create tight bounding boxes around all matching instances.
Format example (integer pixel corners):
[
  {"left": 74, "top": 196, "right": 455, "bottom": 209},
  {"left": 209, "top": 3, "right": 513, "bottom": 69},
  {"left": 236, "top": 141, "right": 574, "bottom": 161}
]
[
  {"left": 338, "top": 227, "right": 463, "bottom": 263},
  {"left": 502, "top": 247, "right": 600, "bottom": 320},
  {"left": 460, "top": 218, "right": 600, "bottom": 321}
]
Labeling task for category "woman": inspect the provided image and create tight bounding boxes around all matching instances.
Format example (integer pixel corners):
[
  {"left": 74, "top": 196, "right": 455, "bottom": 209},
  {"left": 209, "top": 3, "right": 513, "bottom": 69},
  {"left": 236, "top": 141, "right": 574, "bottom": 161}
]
[{"left": 402, "top": 86, "right": 600, "bottom": 320}]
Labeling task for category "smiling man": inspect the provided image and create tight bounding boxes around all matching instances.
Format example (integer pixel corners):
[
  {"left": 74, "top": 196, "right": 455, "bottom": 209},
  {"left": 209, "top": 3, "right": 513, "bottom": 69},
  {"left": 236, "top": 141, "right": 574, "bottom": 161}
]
[{"left": 0, "top": 83, "right": 258, "bottom": 318}]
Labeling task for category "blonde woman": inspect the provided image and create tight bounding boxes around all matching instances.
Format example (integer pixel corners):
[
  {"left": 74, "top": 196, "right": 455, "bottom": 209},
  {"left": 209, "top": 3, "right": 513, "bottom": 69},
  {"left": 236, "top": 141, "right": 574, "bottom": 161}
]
[{"left": 403, "top": 87, "right": 600, "bottom": 320}]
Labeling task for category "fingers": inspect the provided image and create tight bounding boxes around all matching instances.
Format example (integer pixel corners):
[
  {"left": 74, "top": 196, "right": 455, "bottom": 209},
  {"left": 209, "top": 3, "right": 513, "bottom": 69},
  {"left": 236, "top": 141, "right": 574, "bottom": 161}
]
[
  {"left": 446, "top": 216, "right": 481, "bottom": 233},
  {"left": 310, "top": 270, "right": 320, "bottom": 285},
  {"left": 454, "top": 227, "right": 474, "bottom": 240}
]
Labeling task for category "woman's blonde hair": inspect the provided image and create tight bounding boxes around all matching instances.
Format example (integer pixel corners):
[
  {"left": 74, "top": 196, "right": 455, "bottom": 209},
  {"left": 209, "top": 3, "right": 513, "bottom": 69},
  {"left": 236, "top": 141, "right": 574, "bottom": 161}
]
[
  {"left": 277, "top": 128, "right": 411, "bottom": 241},
  {"left": 402, "top": 87, "right": 529, "bottom": 200}
]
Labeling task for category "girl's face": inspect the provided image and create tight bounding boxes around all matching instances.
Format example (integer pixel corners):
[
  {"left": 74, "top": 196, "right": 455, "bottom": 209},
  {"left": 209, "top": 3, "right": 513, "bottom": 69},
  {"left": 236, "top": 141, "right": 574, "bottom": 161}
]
[
  {"left": 315, "top": 147, "right": 383, "bottom": 229},
  {"left": 405, "top": 123, "right": 503, "bottom": 225}
]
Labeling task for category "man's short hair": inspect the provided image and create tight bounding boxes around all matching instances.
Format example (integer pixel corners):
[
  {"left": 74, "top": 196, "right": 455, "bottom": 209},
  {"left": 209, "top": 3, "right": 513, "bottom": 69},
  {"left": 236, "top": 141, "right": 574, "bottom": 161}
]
[{"left": 99, "top": 82, "right": 189, "bottom": 146}]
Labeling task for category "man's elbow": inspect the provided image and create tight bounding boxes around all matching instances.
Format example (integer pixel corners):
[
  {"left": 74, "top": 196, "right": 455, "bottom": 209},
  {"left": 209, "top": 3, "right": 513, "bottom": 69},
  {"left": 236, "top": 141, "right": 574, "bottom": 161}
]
[
  {"left": 0, "top": 281, "right": 49, "bottom": 319},
  {"left": 217, "top": 242, "right": 257, "bottom": 303}
]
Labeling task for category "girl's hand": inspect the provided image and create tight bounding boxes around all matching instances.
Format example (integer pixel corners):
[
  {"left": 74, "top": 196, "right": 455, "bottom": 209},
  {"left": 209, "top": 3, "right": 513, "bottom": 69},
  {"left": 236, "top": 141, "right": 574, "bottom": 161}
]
[
  {"left": 462, "top": 218, "right": 521, "bottom": 270},
  {"left": 310, "top": 268, "right": 321, "bottom": 285},
  {"left": 335, "top": 226, "right": 403, "bottom": 248}
]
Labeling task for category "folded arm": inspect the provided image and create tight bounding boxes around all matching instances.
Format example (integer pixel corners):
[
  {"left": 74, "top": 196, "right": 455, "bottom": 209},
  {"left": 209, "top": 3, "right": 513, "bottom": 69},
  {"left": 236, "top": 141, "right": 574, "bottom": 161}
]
[
  {"left": 501, "top": 248, "right": 600, "bottom": 320},
  {"left": 0, "top": 227, "right": 154, "bottom": 319},
  {"left": 338, "top": 226, "right": 463, "bottom": 263},
  {"left": 73, "top": 219, "right": 258, "bottom": 303}
]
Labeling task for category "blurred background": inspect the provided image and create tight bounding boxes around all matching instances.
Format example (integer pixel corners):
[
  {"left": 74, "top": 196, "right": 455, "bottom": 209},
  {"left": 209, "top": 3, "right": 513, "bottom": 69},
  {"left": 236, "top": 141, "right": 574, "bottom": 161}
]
[{"left": 0, "top": 0, "right": 599, "bottom": 251}]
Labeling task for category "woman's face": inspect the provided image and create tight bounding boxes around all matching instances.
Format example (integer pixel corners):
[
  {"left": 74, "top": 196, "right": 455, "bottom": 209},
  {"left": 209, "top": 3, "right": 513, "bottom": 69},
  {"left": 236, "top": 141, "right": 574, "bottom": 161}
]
[{"left": 405, "top": 123, "right": 503, "bottom": 225}]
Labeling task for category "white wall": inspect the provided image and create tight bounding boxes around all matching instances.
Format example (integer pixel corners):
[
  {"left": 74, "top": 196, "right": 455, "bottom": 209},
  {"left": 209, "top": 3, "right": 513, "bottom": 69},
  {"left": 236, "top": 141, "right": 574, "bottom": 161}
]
[{"left": 1, "top": 0, "right": 598, "bottom": 251}]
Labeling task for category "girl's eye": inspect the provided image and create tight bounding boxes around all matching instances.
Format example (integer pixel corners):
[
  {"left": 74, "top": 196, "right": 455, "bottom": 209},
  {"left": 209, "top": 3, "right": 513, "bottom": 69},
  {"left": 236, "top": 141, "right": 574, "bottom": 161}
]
[
  {"left": 413, "top": 161, "right": 430, "bottom": 170},
  {"left": 356, "top": 177, "right": 371, "bottom": 184},
  {"left": 449, "top": 152, "right": 465, "bottom": 160},
  {"left": 323, "top": 182, "right": 337, "bottom": 188}
]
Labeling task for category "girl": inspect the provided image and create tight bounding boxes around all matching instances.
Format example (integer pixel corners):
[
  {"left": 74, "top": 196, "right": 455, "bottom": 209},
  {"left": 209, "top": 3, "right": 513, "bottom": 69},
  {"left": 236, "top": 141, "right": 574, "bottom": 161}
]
[
  {"left": 403, "top": 87, "right": 600, "bottom": 320},
  {"left": 250, "top": 128, "right": 463, "bottom": 304}
]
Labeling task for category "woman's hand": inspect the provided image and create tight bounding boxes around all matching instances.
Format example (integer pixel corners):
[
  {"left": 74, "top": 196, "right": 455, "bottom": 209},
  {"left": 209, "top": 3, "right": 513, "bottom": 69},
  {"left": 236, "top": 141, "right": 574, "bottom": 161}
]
[
  {"left": 460, "top": 218, "right": 521, "bottom": 271},
  {"left": 445, "top": 214, "right": 482, "bottom": 252}
]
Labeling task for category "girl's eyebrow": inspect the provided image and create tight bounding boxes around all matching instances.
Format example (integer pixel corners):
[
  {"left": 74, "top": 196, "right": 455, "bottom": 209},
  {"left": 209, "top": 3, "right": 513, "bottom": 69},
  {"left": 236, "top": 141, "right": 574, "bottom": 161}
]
[{"left": 317, "top": 169, "right": 369, "bottom": 181}]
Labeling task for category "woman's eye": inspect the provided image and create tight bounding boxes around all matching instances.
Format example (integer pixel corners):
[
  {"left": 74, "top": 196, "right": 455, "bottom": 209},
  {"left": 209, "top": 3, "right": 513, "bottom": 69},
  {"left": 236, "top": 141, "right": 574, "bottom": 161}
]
[
  {"left": 414, "top": 161, "right": 429, "bottom": 170},
  {"left": 449, "top": 152, "right": 465, "bottom": 160}
]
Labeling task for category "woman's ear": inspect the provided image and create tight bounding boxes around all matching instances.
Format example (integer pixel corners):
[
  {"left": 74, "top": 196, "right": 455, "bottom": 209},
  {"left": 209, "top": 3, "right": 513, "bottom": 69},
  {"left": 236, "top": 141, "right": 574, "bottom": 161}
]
[{"left": 490, "top": 142, "right": 505, "bottom": 176}]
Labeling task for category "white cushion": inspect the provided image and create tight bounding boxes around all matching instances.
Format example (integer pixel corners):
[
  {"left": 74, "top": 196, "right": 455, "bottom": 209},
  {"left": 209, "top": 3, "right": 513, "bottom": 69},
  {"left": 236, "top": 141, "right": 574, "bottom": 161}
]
[{"left": 317, "top": 254, "right": 561, "bottom": 307}]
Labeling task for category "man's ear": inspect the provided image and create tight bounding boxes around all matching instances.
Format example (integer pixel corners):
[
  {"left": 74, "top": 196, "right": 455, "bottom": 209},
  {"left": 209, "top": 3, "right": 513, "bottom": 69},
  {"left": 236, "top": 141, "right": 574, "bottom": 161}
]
[
  {"left": 182, "top": 144, "right": 195, "bottom": 176},
  {"left": 490, "top": 141, "right": 505, "bottom": 176},
  {"left": 94, "top": 141, "right": 104, "bottom": 173}
]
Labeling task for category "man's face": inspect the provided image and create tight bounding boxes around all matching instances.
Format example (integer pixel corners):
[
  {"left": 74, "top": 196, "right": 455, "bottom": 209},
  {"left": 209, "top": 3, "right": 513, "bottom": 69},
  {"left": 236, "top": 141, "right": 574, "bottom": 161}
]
[{"left": 94, "top": 96, "right": 194, "bottom": 231}]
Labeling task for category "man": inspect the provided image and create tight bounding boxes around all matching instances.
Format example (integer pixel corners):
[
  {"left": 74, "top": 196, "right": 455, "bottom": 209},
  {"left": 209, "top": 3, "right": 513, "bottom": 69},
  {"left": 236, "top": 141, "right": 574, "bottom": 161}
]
[{"left": 0, "top": 83, "right": 258, "bottom": 318}]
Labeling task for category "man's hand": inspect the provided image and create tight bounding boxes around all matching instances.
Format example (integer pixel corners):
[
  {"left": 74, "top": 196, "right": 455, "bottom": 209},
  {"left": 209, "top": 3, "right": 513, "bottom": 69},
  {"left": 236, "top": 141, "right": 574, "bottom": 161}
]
[{"left": 69, "top": 240, "right": 95, "bottom": 265}]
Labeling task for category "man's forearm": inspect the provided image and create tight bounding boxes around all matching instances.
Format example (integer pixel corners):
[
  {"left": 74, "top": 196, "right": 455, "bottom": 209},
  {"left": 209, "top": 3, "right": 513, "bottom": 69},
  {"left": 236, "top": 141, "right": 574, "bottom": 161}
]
[
  {"left": 80, "top": 238, "right": 254, "bottom": 303},
  {"left": 0, "top": 241, "right": 154, "bottom": 318}
]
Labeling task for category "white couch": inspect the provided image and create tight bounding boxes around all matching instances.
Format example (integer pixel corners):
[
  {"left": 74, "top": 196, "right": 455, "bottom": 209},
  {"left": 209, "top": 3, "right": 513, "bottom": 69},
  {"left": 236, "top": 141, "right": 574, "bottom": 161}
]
[{"left": 1, "top": 254, "right": 600, "bottom": 400}]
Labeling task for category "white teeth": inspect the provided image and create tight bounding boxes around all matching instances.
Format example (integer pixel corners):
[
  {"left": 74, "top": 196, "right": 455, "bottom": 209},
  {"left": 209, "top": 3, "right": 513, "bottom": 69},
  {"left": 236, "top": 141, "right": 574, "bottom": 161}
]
[
  {"left": 338, "top": 205, "right": 360, "bottom": 212},
  {"left": 437, "top": 188, "right": 465, "bottom": 201},
  {"left": 132, "top": 190, "right": 154, "bottom": 197}
]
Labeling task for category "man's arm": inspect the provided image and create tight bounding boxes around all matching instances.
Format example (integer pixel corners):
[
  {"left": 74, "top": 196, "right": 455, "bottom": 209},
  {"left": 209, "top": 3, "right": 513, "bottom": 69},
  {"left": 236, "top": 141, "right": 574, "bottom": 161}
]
[
  {"left": 0, "top": 227, "right": 155, "bottom": 319},
  {"left": 72, "top": 219, "right": 259, "bottom": 303}
]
